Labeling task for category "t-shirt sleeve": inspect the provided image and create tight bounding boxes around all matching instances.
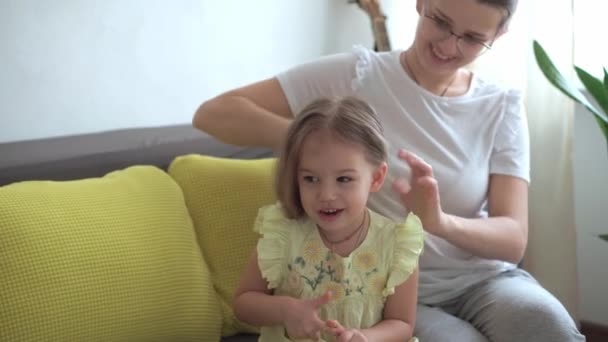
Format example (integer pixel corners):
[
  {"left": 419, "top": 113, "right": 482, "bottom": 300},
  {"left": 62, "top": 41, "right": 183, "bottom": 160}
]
[
  {"left": 383, "top": 213, "right": 425, "bottom": 297},
  {"left": 490, "top": 88, "right": 531, "bottom": 183},
  {"left": 254, "top": 203, "right": 292, "bottom": 289},
  {"left": 276, "top": 50, "right": 360, "bottom": 116}
]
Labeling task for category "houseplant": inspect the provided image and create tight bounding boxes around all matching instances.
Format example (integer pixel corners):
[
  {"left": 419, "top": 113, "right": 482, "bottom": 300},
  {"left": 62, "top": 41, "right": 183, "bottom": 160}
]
[{"left": 533, "top": 40, "right": 608, "bottom": 242}]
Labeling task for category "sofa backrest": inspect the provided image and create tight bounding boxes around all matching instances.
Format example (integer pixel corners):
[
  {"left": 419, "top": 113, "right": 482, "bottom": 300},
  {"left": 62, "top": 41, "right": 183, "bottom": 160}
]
[{"left": 0, "top": 124, "right": 272, "bottom": 186}]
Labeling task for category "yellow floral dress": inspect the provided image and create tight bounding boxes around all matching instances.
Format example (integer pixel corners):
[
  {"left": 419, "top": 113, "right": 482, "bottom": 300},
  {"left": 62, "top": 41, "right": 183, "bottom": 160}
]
[{"left": 254, "top": 203, "right": 424, "bottom": 342}]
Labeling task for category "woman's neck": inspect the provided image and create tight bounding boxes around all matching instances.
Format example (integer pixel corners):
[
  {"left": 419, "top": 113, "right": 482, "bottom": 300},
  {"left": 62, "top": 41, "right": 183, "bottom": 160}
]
[{"left": 402, "top": 49, "right": 465, "bottom": 97}]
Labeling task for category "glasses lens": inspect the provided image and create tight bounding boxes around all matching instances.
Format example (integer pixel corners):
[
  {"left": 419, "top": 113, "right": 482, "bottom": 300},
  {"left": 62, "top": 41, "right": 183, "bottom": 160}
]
[
  {"left": 427, "top": 16, "right": 451, "bottom": 39},
  {"left": 476, "top": 45, "right": 490, "bottom": 56},
  {"left": 456, "top": 39, "right": 490, "bottom": 57}
]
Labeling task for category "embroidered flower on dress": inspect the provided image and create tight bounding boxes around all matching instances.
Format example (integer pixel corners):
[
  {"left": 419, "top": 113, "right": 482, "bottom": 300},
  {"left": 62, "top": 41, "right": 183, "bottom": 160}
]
[
  {"left": 326, "top": 256, "right": 345, "bottom": 282},
  {"left": 369, "top": 273, "right": 387, "bottom": 295},
  {"left": 354, "top": 249, "right": 377, "bottom": 273},
  {"left": 302, "top": 240, "right": 325, "bottom": 264},
  {"left": 347, "top": 273, "right": 365, "bottom": 295},
  {"left": 323, "top": 282, "right": 346, "bottom": 302}
]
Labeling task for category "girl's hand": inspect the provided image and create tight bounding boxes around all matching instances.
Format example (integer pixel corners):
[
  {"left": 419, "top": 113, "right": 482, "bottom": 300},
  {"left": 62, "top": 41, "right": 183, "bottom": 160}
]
[
  {"left": 392, "top": 150, "right": 446, "bottom": 237},
  {"left": 282, "top": 291, "right": 332, "bottom": 340},
  {"left": 325, "top": 319, "right": 369, "bottom": 342}
]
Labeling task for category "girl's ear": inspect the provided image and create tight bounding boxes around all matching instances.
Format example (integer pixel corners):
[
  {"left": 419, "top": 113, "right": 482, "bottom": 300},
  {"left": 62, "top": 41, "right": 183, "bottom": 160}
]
[{"left": 370, "top": 162, "right": 388, "bottom": 192}]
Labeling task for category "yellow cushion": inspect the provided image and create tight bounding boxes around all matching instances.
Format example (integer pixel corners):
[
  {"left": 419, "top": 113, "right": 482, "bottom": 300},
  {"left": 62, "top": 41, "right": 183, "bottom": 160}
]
[
  {"left": 169, "top": 155, "right": 276, "bottom": 336},
  {"left": 0, "top": 166, "right": 221, "bottom": 341}
]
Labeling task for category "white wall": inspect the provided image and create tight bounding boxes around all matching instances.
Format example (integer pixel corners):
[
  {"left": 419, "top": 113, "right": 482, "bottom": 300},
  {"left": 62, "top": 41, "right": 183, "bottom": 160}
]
[
  {"left": 0, "top": 0, "right": 428, "bottom": 143},
  {"left": 573, "top": 102, "right": 608, "bottom": 325},
  {"left": 0, "top": 0, "right": 378, "bottom": 143}
]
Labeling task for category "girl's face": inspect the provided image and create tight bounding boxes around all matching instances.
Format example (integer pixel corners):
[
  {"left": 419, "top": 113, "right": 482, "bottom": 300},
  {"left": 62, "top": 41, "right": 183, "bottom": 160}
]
[
  {"left": 297, "top": 130, "right": 386, "bottom": 240},
  {"left": 413, "top": 0, "right": 506, "bottom": 75}
]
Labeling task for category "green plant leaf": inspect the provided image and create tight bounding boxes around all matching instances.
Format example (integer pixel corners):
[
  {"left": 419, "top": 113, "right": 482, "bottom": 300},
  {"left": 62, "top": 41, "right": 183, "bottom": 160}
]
[
  {"left": 603, "top": 68, "right": 608, "bottom": 91},
  {"left": 600, "top": 234, "right": 608, "bottom": 242},
  {"left": 577, "top": 67, "right": 608, "bottom": 144},
  {"left": 593, "top": 116, "right": 608, "bottom": 144},
  {"left": 575, "top": 67, "right": 608, "bottom": 124},
  {"left": 533, "top": 41, "right": 607, "bottom": 123}
]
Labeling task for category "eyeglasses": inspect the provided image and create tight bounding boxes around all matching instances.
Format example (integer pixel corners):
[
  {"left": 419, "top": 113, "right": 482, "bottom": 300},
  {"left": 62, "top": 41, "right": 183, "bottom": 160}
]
[{"left": 423, "top": 13, "right": 494, "bottom": 57}]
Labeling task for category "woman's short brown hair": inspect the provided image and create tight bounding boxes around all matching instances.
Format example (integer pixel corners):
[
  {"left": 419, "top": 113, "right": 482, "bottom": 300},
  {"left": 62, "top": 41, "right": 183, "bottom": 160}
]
[
  {"left": 477, "top": 0, "right": 518, "bottom": 30},
  {"left": 275, "top": 96, "right": 387, "bottom": 219}
]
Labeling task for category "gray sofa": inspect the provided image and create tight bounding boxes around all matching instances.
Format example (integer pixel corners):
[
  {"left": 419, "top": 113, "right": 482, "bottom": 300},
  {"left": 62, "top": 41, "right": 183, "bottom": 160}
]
[
  {"left": 0, "top": 124, "right": 270, "bottom": 186},
  {"left": 0, "top": 124, "right": 267, "bottom": 341}
]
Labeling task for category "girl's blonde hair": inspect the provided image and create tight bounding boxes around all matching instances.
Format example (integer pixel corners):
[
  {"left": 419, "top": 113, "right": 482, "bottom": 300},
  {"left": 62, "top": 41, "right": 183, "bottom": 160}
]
[{"left": 276, "top": 96, "right": 387, "bottom": 219}]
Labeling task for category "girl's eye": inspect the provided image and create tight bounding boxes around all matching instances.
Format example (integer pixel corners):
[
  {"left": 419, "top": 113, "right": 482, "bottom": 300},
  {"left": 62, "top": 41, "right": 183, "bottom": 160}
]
[{"left": 337, "top": 176, "right": 352, "bottom": 183}]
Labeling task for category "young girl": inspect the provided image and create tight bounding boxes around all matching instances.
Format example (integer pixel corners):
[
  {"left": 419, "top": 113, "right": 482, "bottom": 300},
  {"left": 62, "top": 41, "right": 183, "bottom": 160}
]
[{"left": 233, "top": 96, "right": 424, "bottom": 342}]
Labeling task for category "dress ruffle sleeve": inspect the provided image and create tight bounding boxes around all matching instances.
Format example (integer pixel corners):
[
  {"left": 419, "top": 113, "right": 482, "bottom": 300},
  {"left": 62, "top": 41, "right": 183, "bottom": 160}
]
[
  {"left": 383, "top": 213, "right": 425, "bottom": 297},
  {"left": 254, "top": 203, "right": 292, "bottom": 289}
]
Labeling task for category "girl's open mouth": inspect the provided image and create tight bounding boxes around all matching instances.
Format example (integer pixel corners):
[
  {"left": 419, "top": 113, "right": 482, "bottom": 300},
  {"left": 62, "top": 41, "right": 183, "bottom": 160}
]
[{"left": 319, "top": 208, "right": 344, "bottom": 221}]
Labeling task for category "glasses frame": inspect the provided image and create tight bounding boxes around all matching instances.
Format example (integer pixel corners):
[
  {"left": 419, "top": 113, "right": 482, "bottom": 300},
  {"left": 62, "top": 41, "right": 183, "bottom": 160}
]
[{"left": 422, "top": 12, "right": 494, "bottom": 56}]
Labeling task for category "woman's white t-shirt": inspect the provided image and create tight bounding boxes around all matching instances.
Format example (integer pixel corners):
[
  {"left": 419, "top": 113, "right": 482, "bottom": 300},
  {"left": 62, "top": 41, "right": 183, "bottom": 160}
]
[{"left": 276, "top": 46, "right": 530, "bottom": 305}]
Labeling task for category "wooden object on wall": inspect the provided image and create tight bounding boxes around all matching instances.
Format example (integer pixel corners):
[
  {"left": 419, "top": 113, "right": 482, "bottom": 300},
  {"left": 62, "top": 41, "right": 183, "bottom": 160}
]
[{"left": 349, "top": 0, "right": 391, "bottom": 52}]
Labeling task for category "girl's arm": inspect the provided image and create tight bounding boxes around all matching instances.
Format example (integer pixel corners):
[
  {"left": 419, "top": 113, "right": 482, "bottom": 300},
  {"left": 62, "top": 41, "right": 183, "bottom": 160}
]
[
  {"left": 193, "top": 78, "right": 292, "bottom": 151},
  {"left": 233, "top": 249, "right": 288, "bottom": 326},
  {"left": 233, "top": 249, "right": 331, "bottom": 339},
  {"left": 361, "top": 268, "right": 418, "bottom": 341}
]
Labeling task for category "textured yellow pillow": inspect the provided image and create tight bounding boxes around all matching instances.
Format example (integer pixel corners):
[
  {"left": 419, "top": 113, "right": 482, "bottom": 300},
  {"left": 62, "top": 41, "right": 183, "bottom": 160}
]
[
  {"left": 169, "top": 155, "right": 276, "bottom": 336},
  {"left": 0, "top": 166, "right": 221, "bottom": 341}
]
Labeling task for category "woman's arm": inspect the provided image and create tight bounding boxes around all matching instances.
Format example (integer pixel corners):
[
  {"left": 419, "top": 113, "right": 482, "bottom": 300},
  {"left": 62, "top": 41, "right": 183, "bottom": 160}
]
[
  {"left": 439, "top": 174, "right": 528, "bottom": 264},
  {"left": 193, "top": 77, "right": 292, "bottom": 150},
  {"left": 394, "top": 150, "right": 528, "bottom": 264},
  {"left": 362, "top": 269, "right": 418, "bottom": 341},
  {"left": 194, "top": 52, "right": 358, "bottom": 150}
]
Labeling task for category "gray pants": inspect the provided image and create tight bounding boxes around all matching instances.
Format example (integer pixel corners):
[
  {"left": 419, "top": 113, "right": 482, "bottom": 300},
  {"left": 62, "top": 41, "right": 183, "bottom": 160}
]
[{"left": 414, "top": 268, "right": 586, "bottom": 342}]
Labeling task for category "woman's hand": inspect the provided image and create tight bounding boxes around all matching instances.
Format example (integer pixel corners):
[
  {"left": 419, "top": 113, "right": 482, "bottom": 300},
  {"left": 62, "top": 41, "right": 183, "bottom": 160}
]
[
  {"left": 325, "top": 319, "right": 369, "bottom": 342},
  {"left": 282, "top": 291, "right": 332, "bottom": 340},
  {"left": 392, "top": 150, "right": 447, "bottom": 237}
]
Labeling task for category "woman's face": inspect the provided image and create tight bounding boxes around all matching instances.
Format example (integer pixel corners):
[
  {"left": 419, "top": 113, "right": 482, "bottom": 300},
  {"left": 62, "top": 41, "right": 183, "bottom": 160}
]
[{"left": 413, "top": 0, "right": 506, "bottom": 75}]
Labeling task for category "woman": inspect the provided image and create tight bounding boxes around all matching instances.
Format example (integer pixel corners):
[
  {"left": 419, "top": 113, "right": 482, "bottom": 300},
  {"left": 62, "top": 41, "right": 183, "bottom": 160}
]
[{"left": 193, "top": 0, "right": 585, "bottom": 341}]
